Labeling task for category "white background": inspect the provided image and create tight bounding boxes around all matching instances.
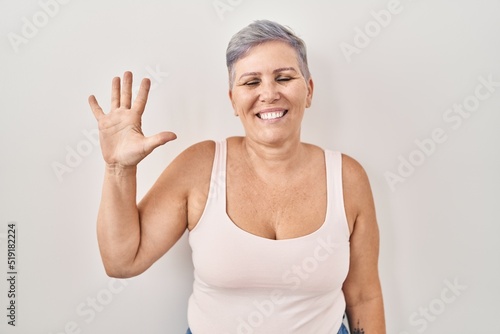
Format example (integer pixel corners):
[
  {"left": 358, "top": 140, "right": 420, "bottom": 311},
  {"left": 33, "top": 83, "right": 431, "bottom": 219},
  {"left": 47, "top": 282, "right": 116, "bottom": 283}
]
[{"left": 1, "top": 0, "right": 499, "bottom": 333}]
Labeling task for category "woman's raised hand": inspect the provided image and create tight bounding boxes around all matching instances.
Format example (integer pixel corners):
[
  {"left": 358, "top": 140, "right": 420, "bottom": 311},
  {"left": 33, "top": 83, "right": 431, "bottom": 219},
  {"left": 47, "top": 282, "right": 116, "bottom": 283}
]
[{"left": 88, "top": 71, "right": 176, "bottom": 168}]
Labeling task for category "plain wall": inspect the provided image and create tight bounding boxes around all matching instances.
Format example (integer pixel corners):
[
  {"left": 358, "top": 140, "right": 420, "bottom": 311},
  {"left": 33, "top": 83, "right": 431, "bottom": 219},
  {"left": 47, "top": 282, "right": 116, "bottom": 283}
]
[{"left": 1, "top": 0, "right": 499, "bottom": 333}]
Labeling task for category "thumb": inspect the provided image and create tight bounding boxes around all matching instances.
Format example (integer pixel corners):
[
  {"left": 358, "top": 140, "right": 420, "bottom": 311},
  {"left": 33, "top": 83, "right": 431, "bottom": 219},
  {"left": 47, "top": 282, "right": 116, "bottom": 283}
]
[{"left": 143, "top": 131, "right": 177, "bottom": 155}]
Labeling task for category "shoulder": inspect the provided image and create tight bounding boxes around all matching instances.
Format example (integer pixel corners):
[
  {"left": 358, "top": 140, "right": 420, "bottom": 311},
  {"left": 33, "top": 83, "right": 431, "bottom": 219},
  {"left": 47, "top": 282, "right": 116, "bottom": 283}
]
[
  {"left": 301, "top": 142, "right": 329, "bottom": 163},
  {"left": 178, "top": 139, "right": 216, "bottom": 159},
  {"left": 322, "top": 148, "right": 369, "bottom": 184},
  {"left": 157, "top": 140, "right": 216, "bottom": 192},
  {"left": 340, "top": 153, "right": 375, "bottom": 220},
  {"left": 171, "top": 140, "right": 216, "bottom": 170},
  {"left": 341, "top": 153, "right": 370, "bottom": 187}
]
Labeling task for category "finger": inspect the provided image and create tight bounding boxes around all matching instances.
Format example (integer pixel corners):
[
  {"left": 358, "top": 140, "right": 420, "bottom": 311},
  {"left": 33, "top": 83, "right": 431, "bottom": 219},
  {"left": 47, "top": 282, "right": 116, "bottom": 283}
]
[
  {"left": 143, "top": 131, "right": 177, "bottom": 155},
  {"left": 88, "top": 95, "right": 105, "bottom": 120},
  {"left": 120, "top": 71, "right": 133, "bottom": 109},
  {"left": 133, "top": 78, "right": 151, "bottom": 115},
  {"left": 111, "top": 76, "right": 120, "bottom": 110}
]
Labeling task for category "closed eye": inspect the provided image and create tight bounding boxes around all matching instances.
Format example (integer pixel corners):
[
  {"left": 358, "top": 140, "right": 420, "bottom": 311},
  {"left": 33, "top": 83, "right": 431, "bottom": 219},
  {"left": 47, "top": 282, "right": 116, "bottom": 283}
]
[
  {"left": 244, "top": 80, "right": 260, "bottom": 86},
  {"left": 276, "top": 77, "right": 292, "bottom": 82}
]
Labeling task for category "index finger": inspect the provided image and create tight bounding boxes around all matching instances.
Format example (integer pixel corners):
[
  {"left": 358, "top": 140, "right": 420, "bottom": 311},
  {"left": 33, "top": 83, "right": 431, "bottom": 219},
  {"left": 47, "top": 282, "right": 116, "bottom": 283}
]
[
  {"left": 132, "top": 78, "right": 151, "bottom": 115},
  {"left": 111, "top": 76, "right": 121, "bottom": 110}
]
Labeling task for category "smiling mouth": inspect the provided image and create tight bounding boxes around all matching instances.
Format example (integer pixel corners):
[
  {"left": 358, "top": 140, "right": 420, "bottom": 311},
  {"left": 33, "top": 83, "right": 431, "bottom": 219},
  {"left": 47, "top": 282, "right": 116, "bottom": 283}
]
[{"left": 256, "top": 110, "right": 288, "bottom": 120}]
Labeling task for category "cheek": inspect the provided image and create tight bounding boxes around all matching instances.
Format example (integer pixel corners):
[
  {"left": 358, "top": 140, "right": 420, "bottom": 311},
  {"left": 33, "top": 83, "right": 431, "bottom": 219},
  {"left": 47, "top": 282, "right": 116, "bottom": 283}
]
[
  {"left": 288, "top": 82, "right": 308, "bottom": 99},
  {"left": 233, "top": 93, "right": 255, "bottom": 111},
  {"left": 290, "top": 90, "right": 309, "bottom": 107}
]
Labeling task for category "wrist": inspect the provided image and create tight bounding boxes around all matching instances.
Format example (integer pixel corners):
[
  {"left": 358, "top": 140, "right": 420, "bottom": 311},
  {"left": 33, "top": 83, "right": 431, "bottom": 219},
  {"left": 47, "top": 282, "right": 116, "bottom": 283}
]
[{"left": 105, "top": 163, "right": 137, "bottom": 176}]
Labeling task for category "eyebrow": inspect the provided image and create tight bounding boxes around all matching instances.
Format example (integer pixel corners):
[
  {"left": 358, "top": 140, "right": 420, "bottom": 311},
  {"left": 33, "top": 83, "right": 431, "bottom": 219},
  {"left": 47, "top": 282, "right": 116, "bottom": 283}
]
[{"left": 238, "top": 67, "right": 298, "bottom": 80}]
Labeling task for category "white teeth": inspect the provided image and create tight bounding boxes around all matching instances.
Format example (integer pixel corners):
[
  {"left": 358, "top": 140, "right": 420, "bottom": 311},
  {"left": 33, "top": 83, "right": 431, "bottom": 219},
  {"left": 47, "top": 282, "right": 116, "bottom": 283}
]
[{"left": 259, "top": 111, "right": 285, "bottom": 120}]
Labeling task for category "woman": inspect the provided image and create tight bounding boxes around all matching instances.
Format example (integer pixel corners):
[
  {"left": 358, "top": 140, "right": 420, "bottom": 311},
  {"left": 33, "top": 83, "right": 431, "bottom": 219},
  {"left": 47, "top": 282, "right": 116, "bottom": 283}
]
[{"left": 88, "top": 20, "right": 385, "bottom": 334}]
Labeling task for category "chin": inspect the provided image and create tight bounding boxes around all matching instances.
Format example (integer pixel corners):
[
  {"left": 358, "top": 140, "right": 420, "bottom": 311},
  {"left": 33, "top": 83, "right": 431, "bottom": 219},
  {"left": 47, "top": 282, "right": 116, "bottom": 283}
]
[{"left": 252, "top": 131, "right": 299, "bottom": 146}]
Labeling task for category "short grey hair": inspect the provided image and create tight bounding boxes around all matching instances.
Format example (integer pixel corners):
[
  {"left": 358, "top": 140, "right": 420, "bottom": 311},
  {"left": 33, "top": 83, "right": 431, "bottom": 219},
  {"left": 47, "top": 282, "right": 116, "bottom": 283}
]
[{"left": 226, "top": 20, "right": 311, "bottom": 88}]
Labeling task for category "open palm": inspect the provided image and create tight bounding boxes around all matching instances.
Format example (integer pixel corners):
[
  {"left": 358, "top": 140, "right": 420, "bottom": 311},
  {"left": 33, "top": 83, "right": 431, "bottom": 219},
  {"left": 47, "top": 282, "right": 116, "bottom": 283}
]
[{"left": 88, "top": 71, "right": 176, "bottom": 167}]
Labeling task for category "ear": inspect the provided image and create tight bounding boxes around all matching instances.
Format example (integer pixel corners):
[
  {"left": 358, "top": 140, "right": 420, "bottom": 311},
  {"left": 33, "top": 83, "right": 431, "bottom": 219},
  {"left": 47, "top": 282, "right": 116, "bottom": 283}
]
[
  {"left": 305, "top": 78, "right": 314, "bottom": 108},
  {"left": 229, "top": 89, "right": 238, "bottom": 116}
]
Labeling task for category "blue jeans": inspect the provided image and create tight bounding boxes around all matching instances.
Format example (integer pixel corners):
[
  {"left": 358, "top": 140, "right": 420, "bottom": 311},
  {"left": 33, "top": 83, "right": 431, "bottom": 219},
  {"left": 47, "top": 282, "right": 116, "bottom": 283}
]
[
  {"left": 186, "top": 323, "right": 349, "bottom": 334},
  {"left": 338, "top": 322, "right": 349, "bottom": 334}
]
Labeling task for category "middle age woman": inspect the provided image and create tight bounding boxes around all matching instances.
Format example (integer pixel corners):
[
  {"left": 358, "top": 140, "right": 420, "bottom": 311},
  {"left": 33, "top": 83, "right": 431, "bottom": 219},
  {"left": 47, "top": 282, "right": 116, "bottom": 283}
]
[{"left": 89, "top": 20, "right": 385, "bottom": 334}]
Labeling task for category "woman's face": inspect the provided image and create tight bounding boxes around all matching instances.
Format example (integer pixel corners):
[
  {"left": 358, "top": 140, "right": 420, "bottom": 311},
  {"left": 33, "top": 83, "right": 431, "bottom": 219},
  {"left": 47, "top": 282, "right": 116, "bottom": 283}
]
[{"left": 229, "top": 40, "right": 313, "bottom": 146}]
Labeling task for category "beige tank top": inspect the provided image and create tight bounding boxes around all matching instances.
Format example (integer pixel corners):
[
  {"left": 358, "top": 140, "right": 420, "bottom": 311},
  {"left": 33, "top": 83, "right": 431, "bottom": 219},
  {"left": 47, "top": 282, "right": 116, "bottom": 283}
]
[{"left": 188, "top": 140, "right": 350, "bottom": 333}]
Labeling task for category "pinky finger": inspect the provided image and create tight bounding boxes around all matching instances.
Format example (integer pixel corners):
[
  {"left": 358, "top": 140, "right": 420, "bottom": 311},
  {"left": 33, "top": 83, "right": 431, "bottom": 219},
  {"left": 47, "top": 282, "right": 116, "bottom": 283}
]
[{"left": 88, "top": 95, "right": 105, "bottom": 120}]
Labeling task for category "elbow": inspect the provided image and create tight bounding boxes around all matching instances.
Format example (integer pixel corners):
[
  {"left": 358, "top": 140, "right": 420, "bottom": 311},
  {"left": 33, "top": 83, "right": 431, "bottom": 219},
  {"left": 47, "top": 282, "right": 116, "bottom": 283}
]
[
  {"left": 105, "top": 269, "right": 133, "bottom": 279},
  {"left": 343, "top": 278, "right": 384, "bottom": 308},
  {"left": 102, "top": 262, "right": 141, "bottom": 279}
]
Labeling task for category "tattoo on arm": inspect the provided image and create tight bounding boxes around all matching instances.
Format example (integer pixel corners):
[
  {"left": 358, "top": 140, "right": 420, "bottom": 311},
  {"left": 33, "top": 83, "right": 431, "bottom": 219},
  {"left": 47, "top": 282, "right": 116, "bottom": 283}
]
[{"left": 352, "top": 320, "right": 365, "bottom": 334}]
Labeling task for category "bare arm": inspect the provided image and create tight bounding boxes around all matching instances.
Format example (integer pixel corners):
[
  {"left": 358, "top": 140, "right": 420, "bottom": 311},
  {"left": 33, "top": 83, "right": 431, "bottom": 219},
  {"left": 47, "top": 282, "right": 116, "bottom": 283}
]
[
  {"left": 342, "top": 155, "right": 386, "bottom": 333},
  {"left": 89, "top": 72, "right": 181, "bottom": 278}
]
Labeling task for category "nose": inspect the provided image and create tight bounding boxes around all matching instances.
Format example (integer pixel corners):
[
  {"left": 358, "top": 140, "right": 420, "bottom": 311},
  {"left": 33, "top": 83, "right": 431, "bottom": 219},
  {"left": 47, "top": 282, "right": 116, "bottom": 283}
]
[{"left": 259, "top": 80, "right": 280, "bottom": 103}]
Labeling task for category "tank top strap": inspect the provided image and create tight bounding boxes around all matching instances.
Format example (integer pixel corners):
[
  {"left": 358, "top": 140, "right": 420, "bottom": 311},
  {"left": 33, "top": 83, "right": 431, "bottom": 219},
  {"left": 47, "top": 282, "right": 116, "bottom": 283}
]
[
  {"left": 206, "top": 140, "right": 227, "bottom": 206},
  {"left": 325, "top": 150, "right": 350, "bottom": 242}
]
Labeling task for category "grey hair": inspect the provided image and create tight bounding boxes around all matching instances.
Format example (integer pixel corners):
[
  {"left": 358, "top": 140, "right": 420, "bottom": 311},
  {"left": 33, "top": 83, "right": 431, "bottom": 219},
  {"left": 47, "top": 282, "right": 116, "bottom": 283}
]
[{"left": 226, "top": 20, "right": 311, "bottom": 88}]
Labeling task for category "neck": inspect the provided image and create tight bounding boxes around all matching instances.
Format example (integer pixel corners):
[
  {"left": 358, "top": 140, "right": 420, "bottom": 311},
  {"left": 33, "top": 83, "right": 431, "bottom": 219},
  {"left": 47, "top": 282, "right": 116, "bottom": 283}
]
[{"left": 240, "top": 134, "right": 305, "bottom": 175}]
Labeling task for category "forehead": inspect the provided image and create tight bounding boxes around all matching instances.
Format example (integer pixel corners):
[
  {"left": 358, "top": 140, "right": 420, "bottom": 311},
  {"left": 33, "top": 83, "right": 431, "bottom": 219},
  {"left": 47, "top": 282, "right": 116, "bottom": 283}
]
[{"left": 234, "top": 41, "right": 300, "bottom": 73}]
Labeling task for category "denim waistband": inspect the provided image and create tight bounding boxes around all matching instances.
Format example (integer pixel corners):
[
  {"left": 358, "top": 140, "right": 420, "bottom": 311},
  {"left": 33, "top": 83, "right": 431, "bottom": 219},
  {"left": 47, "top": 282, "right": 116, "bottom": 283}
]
[{"left": 186, "top": 322, "right": 349, "bottom": 334}]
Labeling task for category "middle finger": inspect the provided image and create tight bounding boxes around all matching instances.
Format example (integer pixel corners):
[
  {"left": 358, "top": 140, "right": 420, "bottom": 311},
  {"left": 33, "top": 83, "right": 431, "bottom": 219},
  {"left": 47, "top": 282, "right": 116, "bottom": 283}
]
[{"left": 120, "top": 71, "right": 133, "bottom": 109}]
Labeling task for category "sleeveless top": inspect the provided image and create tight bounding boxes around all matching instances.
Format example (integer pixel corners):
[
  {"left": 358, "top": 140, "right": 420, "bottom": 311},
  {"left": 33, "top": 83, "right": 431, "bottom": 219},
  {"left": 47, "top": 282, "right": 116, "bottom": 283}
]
[{"left": 188, "top": 140, "right": 350, "bottom": 334}]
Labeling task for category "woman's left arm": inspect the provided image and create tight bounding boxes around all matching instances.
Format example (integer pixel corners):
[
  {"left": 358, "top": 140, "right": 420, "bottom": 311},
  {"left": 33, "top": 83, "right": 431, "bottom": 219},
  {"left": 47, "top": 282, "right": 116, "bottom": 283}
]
[{"left": 342, "top": 155, "right": 386, "bottom": 333}]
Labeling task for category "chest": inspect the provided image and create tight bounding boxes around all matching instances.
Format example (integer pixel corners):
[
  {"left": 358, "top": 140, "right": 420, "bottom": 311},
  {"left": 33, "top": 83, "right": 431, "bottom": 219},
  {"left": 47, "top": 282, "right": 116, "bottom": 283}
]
[{"left": 226, "top": 165, "right": 327, "bottom": 240}]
